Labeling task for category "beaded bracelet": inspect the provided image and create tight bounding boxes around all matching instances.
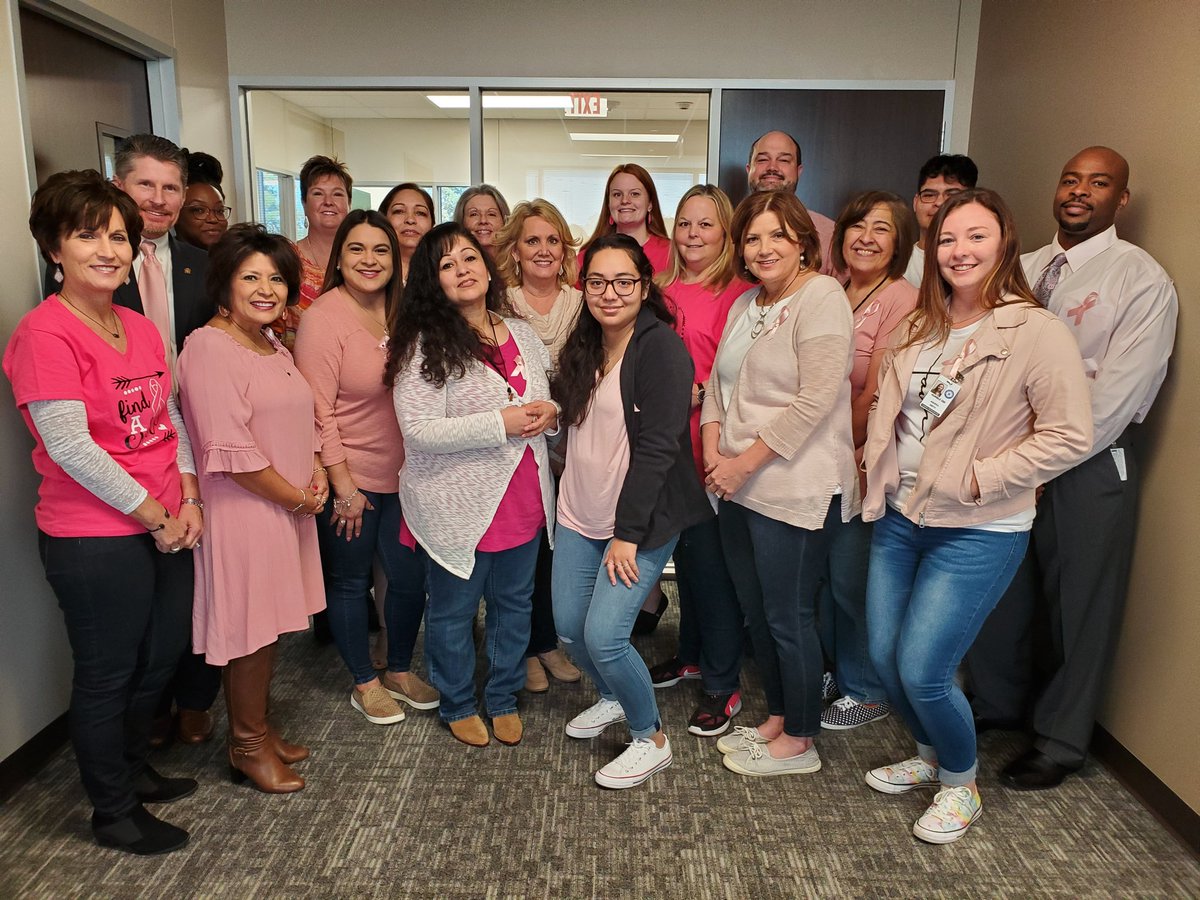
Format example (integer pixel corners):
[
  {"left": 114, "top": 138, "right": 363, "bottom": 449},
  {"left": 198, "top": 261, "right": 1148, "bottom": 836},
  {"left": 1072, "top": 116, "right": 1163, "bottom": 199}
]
[{"left": 333, "top": 489, "right": 360, "bottom": 514}]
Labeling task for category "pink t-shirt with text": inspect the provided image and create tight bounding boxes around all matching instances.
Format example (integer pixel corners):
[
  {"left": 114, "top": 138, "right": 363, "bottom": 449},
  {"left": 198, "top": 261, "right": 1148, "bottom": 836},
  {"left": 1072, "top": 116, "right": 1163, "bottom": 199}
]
[{"left": 3, "top": 297, "right": 183, "bottom": 536}]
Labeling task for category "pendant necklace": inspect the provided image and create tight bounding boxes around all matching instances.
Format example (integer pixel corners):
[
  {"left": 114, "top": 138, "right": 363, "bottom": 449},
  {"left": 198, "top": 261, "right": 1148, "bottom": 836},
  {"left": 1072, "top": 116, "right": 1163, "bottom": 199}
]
[{"left": 61, "top": 291, "right": 120, "bottom": 339}]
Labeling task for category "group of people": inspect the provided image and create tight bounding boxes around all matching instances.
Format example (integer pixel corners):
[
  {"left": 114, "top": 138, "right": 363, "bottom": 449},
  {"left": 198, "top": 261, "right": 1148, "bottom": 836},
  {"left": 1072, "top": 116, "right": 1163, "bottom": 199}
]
[{"left": 3, "top": 126, "right": 1176, "bottom": 854}]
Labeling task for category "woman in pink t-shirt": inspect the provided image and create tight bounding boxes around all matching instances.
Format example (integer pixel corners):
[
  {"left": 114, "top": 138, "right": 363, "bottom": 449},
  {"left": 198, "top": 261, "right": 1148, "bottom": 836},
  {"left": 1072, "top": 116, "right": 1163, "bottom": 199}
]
[
  {"left": 817, "top": 192, "right": 919, "bottom": 733},
  {"left": 294, "top": 209, "right": 437, "bottom": 726},
  {"left": 4, "top": 171, "right": 202, "bottom": 855},
  {"left": 645, "top": 185, "right": 754, "bottom": 737},
  {"left": 581, "top": 163, "right": 673, "bottom": 276},
  {"left": 385, "top": 224, "right": 558, "bottom": 749}
]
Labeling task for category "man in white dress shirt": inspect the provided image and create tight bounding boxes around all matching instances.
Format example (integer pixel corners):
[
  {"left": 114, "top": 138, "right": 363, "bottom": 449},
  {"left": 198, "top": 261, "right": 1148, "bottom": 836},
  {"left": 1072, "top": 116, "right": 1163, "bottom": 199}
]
[
  {"left": 746, "top": 130, "right": 835, "bottom": 275},
  {"left": 967, "top": 146, "right": 1178, "bottom": 790},
  {"left": 902, "top": 154, "right": 977, "bottom": 288}
]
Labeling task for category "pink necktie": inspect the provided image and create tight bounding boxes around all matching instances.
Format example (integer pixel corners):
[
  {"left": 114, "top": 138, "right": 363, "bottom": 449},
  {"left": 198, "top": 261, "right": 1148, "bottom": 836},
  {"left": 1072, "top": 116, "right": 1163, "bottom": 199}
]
[{"left": 140, "top": 239, "right": 172, "bottom": 355}]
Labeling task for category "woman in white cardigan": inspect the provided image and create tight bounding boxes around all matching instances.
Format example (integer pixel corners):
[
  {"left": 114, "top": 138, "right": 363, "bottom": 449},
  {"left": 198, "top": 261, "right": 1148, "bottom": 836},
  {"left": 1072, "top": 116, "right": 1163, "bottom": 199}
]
[{"left": 385, "top": 223, "right": 558, "bottom": 749}]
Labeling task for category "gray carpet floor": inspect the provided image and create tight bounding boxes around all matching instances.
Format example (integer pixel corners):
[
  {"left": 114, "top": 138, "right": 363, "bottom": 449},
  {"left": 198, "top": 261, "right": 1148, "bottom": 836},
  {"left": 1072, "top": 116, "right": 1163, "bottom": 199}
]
[{"left": 2, "top": 590, "right": 1198, "bottom": 899}]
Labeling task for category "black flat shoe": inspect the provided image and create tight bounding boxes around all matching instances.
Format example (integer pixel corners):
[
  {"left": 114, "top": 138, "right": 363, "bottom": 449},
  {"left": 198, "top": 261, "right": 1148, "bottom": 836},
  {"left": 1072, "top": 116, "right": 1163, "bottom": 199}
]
[
  {"left": 134, "top": 765, "right": 198, "bottom": 804},
  {"left": 92, "top": 804, "right": 189, "bottom": 855},
  {"left": 999, "top": 748, "right": 1079, "bottom": 791},
  {"left": 632, "top": 594, "right": 668, "bottom": 636}
]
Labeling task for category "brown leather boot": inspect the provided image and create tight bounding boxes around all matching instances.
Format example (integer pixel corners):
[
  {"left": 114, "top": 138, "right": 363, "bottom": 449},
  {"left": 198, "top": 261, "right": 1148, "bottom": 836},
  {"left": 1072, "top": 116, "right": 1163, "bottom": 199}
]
[
  {"left": 223, "top": 645, "right": 304, "bottom": 793},
  {"left": 264, "top": 644, "right": 309, "bottom": 764},
  {"left": 175, "top": 708, "right": 215, "bottom": 744}
]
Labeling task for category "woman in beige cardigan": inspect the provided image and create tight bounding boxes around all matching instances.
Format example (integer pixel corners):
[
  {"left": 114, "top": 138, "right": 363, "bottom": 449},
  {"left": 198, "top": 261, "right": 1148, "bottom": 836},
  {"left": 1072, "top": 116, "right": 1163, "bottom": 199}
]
[{"left": 700, "top": 191, "right": 858, "bottom": 778}]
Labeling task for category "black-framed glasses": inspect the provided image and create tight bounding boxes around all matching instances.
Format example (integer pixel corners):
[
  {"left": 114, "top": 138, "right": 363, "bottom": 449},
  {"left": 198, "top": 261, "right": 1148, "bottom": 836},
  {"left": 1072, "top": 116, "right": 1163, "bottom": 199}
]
[
  {"left": 583, "top": 276, "right": 641, "bottom": 297},
  {"left": 916, "top": 189, "right": 963, "bottom": 205},
  {"left": 183, "top": 204, "right": 232, "bottom": 220}
]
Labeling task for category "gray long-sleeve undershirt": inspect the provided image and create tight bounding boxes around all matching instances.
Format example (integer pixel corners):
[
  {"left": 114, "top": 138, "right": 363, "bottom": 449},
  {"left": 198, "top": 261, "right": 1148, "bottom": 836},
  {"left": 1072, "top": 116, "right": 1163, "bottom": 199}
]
[{"left": 28, "top": 393, "right": 196, "bottom": 515}]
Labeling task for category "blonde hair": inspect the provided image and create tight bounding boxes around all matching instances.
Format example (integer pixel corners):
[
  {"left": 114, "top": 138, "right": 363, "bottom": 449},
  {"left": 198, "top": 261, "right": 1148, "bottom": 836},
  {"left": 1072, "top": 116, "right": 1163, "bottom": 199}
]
[
  {"left": 656, "top": 184, "right": 738, "bottom": 293},
  {"left": 494, "top": 199, "right": 579, "bottom": 288}
]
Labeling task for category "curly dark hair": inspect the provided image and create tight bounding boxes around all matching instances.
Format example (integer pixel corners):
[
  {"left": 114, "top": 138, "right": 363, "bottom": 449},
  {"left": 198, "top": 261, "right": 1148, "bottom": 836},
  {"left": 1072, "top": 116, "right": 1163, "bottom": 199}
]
[
  {"left": 382, "top": 222, "right": 511, "bottom": 388},
  {"left": 553, "top": 233, "right": 673, "bottom": 427}
]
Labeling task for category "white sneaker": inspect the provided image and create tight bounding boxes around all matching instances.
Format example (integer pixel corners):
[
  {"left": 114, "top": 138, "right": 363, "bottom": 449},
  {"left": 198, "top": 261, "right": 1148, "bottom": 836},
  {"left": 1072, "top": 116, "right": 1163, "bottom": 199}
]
[
  {"left": 865, "top": 756, "right": 939, "bottom": 795},
  {"left": 595, "top": 736, "right": 672, "bottom": 789},
  {"left": 565, "top": 698, "right": 626, "bottom": 739}
]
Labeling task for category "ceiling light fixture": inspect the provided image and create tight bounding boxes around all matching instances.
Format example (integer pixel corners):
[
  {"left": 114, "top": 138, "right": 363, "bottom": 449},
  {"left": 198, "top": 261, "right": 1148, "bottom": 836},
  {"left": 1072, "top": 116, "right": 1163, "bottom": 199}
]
[{"left": 569, "top": 132, "right": 679, "bottom": 143}]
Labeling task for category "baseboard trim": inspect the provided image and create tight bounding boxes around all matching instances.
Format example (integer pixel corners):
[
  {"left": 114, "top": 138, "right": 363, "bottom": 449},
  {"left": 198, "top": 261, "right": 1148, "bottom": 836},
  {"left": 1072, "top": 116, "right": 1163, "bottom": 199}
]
[
  {"left": 0, "top": 713, "right": 69, "bottom": 804},
  {"left": 1092, "top": 724, "right": 1200, "bottom": 856}
]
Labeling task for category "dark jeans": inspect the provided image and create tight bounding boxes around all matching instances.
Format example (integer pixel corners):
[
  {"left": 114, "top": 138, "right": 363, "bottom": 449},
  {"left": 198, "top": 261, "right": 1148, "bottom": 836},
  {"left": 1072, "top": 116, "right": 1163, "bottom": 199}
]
[
  {"left": 817, "top": 515, "right": 887, "bottom": 702},
  {"left": 320, "top": 490, "right": 427, "bottom": 685},
  {"left": 526, "top": 529, "right": 558, "bottom": 657},
  {"left": 718, "top": 499, "right": 838, "bottom": 738},
  {"left": 674, "top": 515, "right": 743, "bottom": 694},
  {"left": 38, "top": 531, "right": 192, "bottom": 817}
]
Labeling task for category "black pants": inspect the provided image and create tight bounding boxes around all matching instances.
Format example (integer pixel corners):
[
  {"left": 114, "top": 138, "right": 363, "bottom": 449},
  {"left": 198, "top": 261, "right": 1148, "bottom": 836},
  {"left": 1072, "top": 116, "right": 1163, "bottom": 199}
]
[
  {"left": 39, "top": 531, "right": 193, "bottom": 817},
  {"left": 966, "top": 434, "right": 1139, "bottom": 767},
  {"left": 526, "top": 529, "right": 558, "bottom": 657}
]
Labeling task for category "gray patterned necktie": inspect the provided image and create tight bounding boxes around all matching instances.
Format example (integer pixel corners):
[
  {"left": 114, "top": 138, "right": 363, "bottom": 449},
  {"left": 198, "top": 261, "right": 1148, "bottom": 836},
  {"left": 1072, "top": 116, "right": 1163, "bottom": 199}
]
[{"left": 1032, "top": 252, "right": 1068, "bottom": 304}]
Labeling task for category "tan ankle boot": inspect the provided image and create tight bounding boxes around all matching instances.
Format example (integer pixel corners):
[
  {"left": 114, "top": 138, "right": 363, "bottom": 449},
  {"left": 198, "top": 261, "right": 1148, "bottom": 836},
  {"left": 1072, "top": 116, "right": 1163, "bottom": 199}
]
[
  {"left": 449, "top": 715, "right": 490, "bottom": 747},
  {"left": 224, "top": 645, "right": 304, "bottom": 793}
]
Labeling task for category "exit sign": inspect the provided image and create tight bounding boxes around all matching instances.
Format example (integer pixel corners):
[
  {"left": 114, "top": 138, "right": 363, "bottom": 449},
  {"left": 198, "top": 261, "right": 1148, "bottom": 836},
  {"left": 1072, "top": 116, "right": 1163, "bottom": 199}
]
[{"left": 567, "top": 93, "right": 609, "bottom": 118}]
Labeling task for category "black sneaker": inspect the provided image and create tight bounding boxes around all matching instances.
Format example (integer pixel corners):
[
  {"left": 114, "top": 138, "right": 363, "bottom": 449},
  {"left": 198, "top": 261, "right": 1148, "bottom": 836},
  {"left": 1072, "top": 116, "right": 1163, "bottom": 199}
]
[
  {"left": 687, "top": 691, "right": 743, "bottom": 736},
  {"left": 649, "top": 656, "right": 701, "bottom": 689}
]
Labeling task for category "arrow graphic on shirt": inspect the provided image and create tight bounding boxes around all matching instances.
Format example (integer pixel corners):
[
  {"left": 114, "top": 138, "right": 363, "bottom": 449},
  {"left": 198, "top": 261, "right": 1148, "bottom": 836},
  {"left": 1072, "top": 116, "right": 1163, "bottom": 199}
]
[{"left": 111, "top": 371, "right": 165, "bottom": 390}]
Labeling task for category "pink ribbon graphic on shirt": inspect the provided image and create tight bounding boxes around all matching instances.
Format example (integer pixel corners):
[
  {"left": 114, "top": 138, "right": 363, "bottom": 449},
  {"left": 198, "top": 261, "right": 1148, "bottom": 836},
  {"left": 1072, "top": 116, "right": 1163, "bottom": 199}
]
[
  {"left": 763, "top": 304, "right": 790, "bottom": 339},
  {"left": 511, "top": 353, "right": 525, "bottom": 384},
  {"left": 1067, "top": 292, "right": 1099, "bottom": 326}
]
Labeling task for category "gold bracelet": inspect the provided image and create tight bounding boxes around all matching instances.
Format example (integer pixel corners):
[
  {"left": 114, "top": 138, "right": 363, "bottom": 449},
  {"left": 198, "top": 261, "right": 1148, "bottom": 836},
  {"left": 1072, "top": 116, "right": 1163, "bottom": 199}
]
[{"left": 289, "top": 488, "right": 307, "bottom": 514}]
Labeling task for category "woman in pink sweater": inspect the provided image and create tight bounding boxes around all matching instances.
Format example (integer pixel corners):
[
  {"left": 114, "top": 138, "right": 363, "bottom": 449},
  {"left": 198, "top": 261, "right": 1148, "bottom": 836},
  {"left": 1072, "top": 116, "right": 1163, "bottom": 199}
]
[{"left": 294, "top": 210, "right": 438, "bottom": 727}]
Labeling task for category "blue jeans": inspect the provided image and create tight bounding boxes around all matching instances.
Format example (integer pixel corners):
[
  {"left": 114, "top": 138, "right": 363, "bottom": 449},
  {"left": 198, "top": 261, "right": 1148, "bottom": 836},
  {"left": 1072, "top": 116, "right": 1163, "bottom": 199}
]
[
  {"left": 867, "top": 506, "right": 1028, "bottom": 785},
  {"left": 552, "top": 525, "right": 677, "bottom": 740},
  {"left": 673, "top": 516, "right": 743, "bottom": 694},
  {"left": 719, "top": 498, "right": 838, "bottom": 738},
  {"left": 423, "top": 533, "right": 540, "bottom": 722},
  {"left": 321, "top": 490, "right": 427, "bottom": 685},
  {"left": 817, "top": 515, "right": 887, "bottom": 703}
]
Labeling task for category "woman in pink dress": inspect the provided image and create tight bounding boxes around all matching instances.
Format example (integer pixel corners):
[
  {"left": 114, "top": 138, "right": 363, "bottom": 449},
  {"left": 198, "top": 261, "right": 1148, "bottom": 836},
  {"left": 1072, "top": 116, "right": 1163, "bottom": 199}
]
[
  {"left": 581, "top": 164, "right": 672, "bottom": 275},
  {"left": 177, "top": 224, "right": 328, "bottom": 794},
  {"left": 645, "top": 184, "right": 754, "bottom": 737}
]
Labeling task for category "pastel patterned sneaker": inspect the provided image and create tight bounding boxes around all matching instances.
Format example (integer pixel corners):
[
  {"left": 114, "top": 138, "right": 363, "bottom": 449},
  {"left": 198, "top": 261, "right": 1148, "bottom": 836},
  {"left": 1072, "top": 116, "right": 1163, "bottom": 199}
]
[
  {"left": 913, "top": 786, "right": 983, "bottom": 844},
  {"left": 565, "top": 698, "right": 626, "bottom": 739},
  {"left": 821, "top": 671, "right": 840, "bottom": 703},
  {"left": 722, "top": 741, "right": 821, "bottom": 777},
  {"left": 716, "top": 725, "right": 769, "bottom": 756},
  {"left": 649, "top": 656, "right": 701, "bottom": 689},
  {"left": 821, "top": 697, "right": 891, "bottom": 730},
  {"left": 595, "top": 736, "right": 672, "bottom": 789},
  {"left": 865, "top": 756, "right": 939, "bottom": 794}
]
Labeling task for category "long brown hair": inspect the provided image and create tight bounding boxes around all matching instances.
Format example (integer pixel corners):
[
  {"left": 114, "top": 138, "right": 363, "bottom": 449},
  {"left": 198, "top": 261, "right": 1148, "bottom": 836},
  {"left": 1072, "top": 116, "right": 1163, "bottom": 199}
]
[
  {"left": 901, "top": 188, "right": 1037, "bottom": 349},
  {"left": 319, "top": 209, "right": 405, "bottom": 329},
  {"left": 585, "top": 164, "right": 669, "bottom": 247}
]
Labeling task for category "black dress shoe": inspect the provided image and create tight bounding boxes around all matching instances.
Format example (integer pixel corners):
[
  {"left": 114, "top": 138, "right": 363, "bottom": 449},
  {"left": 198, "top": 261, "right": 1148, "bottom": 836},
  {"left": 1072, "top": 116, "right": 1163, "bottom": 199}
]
[
  {"left": 92, "top": 804, "right": 189, "bottom": 855},
  {"left": 134, "top": 765, "right": 199, "bottom": 804},
  {"left": 1000, "top": 749, "right": 1079, "bottom": 791}
]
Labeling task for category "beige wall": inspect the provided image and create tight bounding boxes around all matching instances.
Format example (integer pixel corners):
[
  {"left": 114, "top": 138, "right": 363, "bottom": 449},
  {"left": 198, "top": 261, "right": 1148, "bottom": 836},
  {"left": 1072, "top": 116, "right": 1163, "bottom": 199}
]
[
  {"left": 0, "top": 0, "right": 232, "bottom": 761},
  {"left": 248, "top": 91, "right": 344, "bottom": 177},
  {"left": 970, "top": 0, "right": 1200, "bottom": 812}
]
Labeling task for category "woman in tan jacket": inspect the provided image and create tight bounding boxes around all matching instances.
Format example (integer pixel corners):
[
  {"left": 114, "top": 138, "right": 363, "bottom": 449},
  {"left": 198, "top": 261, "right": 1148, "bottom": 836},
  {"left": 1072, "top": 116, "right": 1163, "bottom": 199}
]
[{"left": 860, "top": 189, "right": 1092, "bottom": 844}]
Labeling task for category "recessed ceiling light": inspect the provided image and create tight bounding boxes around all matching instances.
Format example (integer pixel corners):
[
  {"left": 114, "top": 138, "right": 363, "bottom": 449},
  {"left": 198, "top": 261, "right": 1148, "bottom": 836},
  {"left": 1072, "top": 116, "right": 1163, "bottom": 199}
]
[{"left": 569, "top": 133, "right": 679, "bottom": 143}]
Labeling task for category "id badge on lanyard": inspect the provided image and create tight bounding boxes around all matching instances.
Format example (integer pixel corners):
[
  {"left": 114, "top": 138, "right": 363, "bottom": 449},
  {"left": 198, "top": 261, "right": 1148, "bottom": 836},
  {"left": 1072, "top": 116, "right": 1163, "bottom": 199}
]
[{"left": 919, "top": 339, "right": 974, "bottom": 418}]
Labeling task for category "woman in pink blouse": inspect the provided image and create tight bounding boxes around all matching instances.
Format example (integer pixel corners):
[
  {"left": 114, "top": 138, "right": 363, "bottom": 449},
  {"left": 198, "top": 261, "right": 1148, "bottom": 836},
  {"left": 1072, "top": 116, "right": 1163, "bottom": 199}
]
[
  {"left": 177, "top": 225, "right": 328, "bottom": 794},
  {"left": 816, "top": 191, "right": 919, "bottom": 731},
  {"left": 646, "top": 184, "right": 754, "bottom": 737}
]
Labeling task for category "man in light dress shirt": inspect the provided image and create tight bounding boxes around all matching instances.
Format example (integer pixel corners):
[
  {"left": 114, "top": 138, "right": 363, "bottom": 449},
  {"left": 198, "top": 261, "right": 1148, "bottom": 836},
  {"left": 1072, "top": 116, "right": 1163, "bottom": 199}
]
[
  {"left": 902, "top": 154, "right": 978, "bottom": 288},
  {"left": 746, "top": 130, "right": 836, "bottom": 275},
  {"left": 967, "top": 146, "right": 1178, "bottom": 790}
]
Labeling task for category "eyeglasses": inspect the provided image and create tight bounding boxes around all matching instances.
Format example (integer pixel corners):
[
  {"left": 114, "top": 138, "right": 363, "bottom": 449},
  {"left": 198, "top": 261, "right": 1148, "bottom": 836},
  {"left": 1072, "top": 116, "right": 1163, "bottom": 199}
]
[
  {"left": 916, "top": 189, "right": 964, "bottom": 205},
  {"left": 183, "top": 204, "right": 232, "bottom": 220},
  {"left": 583, "top": 276, "right": 641, "bottom": 297}
]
